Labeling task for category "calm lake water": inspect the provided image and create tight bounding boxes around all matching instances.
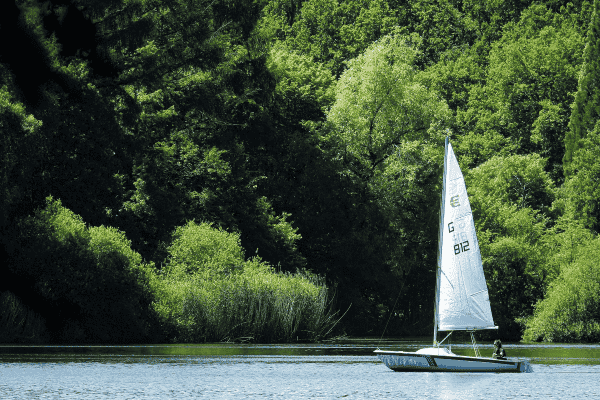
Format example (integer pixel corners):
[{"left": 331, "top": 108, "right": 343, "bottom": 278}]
[{"left": 1, "top": 339, "right": 599, "bottom": 399}]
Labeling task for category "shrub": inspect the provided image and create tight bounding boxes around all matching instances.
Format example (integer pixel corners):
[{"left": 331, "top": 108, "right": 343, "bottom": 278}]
[
  {"left": 164, "top": 221, "right": 244, "bottom": 278},
  {"left": 153, "top": 221, "right": 341, "bottom": 342},
  {"left": 5, "top": 197, "right": 157, "bottom": 343},
  {"left": 522, "top": 237, "right": 600, "bottom": 342}
]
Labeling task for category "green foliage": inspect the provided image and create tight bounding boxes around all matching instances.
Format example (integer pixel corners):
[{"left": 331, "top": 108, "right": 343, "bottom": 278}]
[
  {"left": 5, "top": 0, "right": 600, "bottom": 343},
  {"left": 462, "top": 0, "right": 526, "bottom": 31},
  {"left": 266, "top": 42, "right": 335, "bottom": 120},
  {"left": 164, "top": 221, "right": 244, "bottom": 277},
  {"left": 542, "top": 218, "right": 595, "bottom": 283},
  {"left": 118, "top": 130, "right": 235, "bottom": 261},
  {"left": 522, "top": 236, "right": 600, "bottom": 342},
  {"left": 467, "top": 154, "right": 554, "bottom": 339},
  {"left": 5, "top": 197, "right": 156, "bottom": 343},
  {"left": 406, "top": 0, "right": 478, "bottom": 67},
  {"left": 559, "top": 120, "right": 600, "bottom": 232},
  {"left": 261, "top": 0, "right": 480, "bottom": 75},
  {"left": 467, "top": 153, "right": 555, "bottom": 218},
  {"left": 456, "top": 4, "right": 584, "bottom": 177},
  {"left": 0, "top": 291, "right": 48, "bottom": 343},
  {"left": 565, "top": 0, "right": 600, "bottom": 175},
  {"left": 282, "top": 0, "right": 399, "bottom": 76},
  {"left": 419, "top": 41, "right": 485, "bottom": 113},
  {"left": 326, "top": 33, "right": 450, "bottom": 180},
  {"left": 152, "top": 222, "right": 338, "bottom": 342},
  {"left": 0, "top": 84, "right": 43, "bottom": 228}
]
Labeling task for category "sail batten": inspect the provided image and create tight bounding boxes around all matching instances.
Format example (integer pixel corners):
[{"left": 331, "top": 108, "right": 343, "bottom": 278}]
[{"left": 437, "top": 142, "right": 495, "bottom": 332}]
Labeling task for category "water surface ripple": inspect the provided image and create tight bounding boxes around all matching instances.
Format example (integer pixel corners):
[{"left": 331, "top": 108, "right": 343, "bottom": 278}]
[{"left": 1, "top": 341, "right": 599, "bottom": 399}]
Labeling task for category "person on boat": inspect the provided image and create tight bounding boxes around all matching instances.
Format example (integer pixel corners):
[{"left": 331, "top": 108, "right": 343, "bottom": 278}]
[{"left": 492, "top": 339, "right": 507, "bottom": 360}]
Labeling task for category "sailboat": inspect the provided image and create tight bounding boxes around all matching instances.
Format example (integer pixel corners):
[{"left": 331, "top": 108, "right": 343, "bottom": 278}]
[{"left": 374, "top": 138, "right": 532, "bottom": 373}]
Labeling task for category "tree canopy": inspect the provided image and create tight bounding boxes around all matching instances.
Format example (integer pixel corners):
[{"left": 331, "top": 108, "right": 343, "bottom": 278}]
[{"left": 3, "top": 0, "right": 600, "bottom": 342}]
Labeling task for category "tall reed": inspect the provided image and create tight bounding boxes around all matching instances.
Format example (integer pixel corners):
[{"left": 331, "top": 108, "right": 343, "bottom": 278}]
[
  {"left": 0, "top": 291, "right": 48, "bottom": 343},
  {"left": 154, "top": 262, "right": 341, "bottom": 343},
  {"left": 151, "top": 221, "right": 343, "bottom": 343}
]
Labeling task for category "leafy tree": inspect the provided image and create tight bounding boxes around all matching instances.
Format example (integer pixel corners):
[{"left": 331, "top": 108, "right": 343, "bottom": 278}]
[
  {"left": 461, "top": 0, "right": 536, "bottom": 45},
  {"left": 4, "top": 197, "right": 157, "bottom": 343},
  {"left": 0, "top": 84, "right": 43, "bottom": 230},
  {"left": 541, "top": 218, "right": 595, "bottom": 283},
  {"left": 467, "top": 154, "right": 554, "bottom": 339},
  {"left": 322, "top": 33, "right": 451, "bottom": 333},
  {"left": 403, "top": 0, "right": 478, "bottom": 67},
  {"left": 522, "top": 235, "right": 600, "bottom": 342},
  {"left": 259, "top": 0, "right": 399, "bottom": 77},
  {"left": 419, "top": 43, "right": 486, "bottom": 118},
  {"left": 326, "top": 33, "right": 450, "bottom": 182},
  {"left": 559, "top": 120, "right": 600, "bottom": 233},
  {"left": 456, "top": 4, "right": 584, "bottom": 179},
  {"left": 164, "top": 221, "right": 245, "bottom": 278},
  {"left": 564, "top": 0, "right": 600, "bottom": 175},
  {"left": 266, "top": 42, "right": 336, "bottom": 122}
]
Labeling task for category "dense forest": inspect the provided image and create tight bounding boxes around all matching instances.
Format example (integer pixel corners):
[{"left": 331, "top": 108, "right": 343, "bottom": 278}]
[{"left": 1, "top": 0, "right": 600, "bottom": 343}]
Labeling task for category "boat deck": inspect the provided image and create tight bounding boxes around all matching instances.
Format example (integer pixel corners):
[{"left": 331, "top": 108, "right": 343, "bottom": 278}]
[{"left": 374, "top": 349, "right": 531, "bottom": 372}]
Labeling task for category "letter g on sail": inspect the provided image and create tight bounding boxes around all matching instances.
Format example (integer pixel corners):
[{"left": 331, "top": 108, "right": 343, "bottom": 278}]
[{"left": 450, "top": 195, "right": 460, "bottom": 207}]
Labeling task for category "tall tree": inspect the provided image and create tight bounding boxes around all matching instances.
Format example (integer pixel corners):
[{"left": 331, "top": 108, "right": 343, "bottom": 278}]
[
  {"left": 467, "top": 154, "right": 554, "bottom": 339},
  {"left": 323, "top": 33, "right": 451, "bottom": 333},
  {"left": 564, "top": 0, "right": 600, "bottom": 176},
  {"left": 455, "top": 4, "right": 584, "bottom": 180}
]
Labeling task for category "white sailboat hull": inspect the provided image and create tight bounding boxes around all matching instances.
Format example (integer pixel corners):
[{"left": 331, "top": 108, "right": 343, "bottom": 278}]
[
  {"left": 374, "top": 349, "right": 531, "bottom": 373},
  {"left": 375, "top": 140, "right": 533, "bottom": 373}
]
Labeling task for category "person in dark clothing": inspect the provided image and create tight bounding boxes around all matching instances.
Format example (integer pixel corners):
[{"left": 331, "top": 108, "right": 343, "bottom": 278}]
[{"left": 492, "top": 339, "right": 507, "bottom": 360}]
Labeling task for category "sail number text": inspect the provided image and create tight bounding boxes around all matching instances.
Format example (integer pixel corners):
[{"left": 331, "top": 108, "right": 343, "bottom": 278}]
[
  {"left": 454, "top": 241, "right": 470, "bottom": 254},
  {"left": 448, "top": 222, "right": 470, "bottom": 255}
]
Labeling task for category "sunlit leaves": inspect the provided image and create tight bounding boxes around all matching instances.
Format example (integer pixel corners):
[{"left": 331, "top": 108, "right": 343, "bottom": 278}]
[
  {"left": 559, "top": 121, "right": 600, "bottom": 232},
  {"left": 564, "top": 0, "right": 600, "bottom": 175},
  {"left": 164, "top": 221, "right": 245, "bottom": 278},
  {"left": 522, "top": 237, "right": 600, "bottom": 342},
  {"left": 456, "top": 4, "right": 584, "bottom": 177},
  {"left": 6, "top": 197, "right": 155, "bottom": 342},
  {"left": 266, "top": 0, "right": 399, "bottom": 76},
  {"left": 326, "top": 33, "right": 450, "bottom": 179},
  {"left": 467, "top": 154, "right": 555, "bottom": 338},
  {"left": 407, "top": 0, "right": 478, "bottom": 67},
  {"left": 468, "top": 154, "right": 555, "bottom": 217},
  {"left": 151, "top": 222, "right": 335, "bottom": 342},
  {"left": 266, "top": 42, "right": 335, "bottom": 121}
]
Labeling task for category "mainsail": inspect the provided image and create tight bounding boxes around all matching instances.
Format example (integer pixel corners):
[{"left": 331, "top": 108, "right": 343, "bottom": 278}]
[{"left": 436, "top": 141, "right": 495, "bottom": 331}]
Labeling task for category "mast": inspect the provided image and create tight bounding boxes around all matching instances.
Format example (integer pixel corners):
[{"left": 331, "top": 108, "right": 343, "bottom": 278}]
[{"left": 434, "top": 136, "right": 449, "bottom": 346}]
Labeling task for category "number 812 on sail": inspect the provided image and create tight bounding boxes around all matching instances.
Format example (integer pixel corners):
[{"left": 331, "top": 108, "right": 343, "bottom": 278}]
[{"left": 454, "top": 241, "right": 470, "bottom": 254}]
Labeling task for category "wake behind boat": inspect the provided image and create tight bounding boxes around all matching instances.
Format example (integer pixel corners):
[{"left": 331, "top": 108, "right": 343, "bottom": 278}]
[{"left": 375, "top": 137, "right": 532, "bottom": 373}]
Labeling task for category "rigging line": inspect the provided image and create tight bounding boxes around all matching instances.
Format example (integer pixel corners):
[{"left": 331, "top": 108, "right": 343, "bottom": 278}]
[{"left": 376, "top": 289, "right": 403, "bottom": 350}]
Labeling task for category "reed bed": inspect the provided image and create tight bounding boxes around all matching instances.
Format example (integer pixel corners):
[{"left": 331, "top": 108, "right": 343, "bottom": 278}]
[
  {"left": 153, "top": 261, "right": 341, "bottom": 343},
  {"left": 150, "top": 221, "right": 342, "bottom": 342}
]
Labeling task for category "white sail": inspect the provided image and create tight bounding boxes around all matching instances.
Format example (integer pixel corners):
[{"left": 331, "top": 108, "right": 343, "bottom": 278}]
[{"left": 437, "top": 142, "right": 496, "bottom": 331}]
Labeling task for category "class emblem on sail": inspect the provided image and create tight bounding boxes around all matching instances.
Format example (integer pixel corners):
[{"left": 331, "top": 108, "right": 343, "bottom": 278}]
[{"left": 374, "top": 138, "right": 532, "bottom": 373}]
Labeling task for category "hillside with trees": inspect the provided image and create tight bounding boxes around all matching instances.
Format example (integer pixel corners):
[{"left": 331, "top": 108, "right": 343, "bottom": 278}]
[{"left": 1, "top": 0, "right": 600, "bottom": 343}]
